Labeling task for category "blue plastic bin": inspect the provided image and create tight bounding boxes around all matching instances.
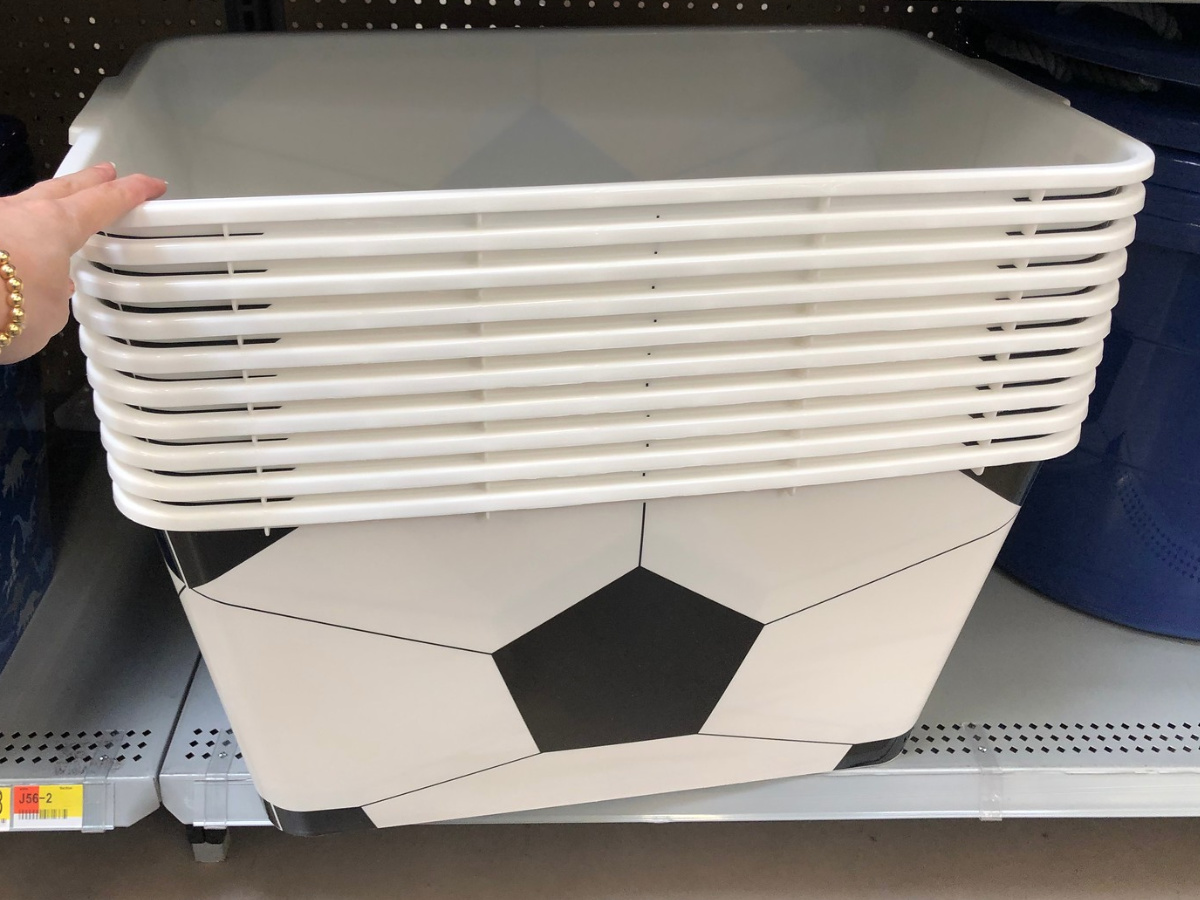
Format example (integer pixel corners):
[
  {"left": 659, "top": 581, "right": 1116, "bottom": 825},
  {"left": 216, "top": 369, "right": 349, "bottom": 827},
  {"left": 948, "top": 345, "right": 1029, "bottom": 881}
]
[
  {"left": 1114, "top": 212, "right": 1200, "bottom": 350},
  {"left": 1148, "top": 146, "right": 1200, "bottom": 193},
  {"left": 1001, "top": 449, "right": 1200, "bottom": 638},
  {"left": 0, "top": 114, "right": 51, "bottom": 673},
  {"left": 0, "top": 361, "right": 54, "bottom": 669},
  {"left": 1001, "top": 211, "right": 1200, "bottom": 637},
  {"left": 978, "top": 11, "right": 1200, "bottom": 635}
]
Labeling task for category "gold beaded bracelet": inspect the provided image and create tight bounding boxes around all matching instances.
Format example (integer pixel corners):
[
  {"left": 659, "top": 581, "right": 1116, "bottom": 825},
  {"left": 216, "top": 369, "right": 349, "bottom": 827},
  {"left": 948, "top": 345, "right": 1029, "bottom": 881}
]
[{"left": 0, "top": 250, "right": 25, "bottom": 356}]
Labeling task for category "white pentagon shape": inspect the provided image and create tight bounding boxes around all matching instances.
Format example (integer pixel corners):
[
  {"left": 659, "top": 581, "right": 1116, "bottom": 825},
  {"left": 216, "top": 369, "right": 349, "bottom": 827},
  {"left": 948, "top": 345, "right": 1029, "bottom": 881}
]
[
  {"left": 642, "top": 471, "right": 1017, "bottom": 623},
  {"left": 198, "top": 500, "right": 642, "bottom": 652},
  {"left": 702, "top": 525, "right": 1011, "bottom": 746},
  {"left": 365, "top": 734, "right": 848, "bottom": 826},
  {"left": 178, "top": 588, "right": 539, "bottom": 812}
]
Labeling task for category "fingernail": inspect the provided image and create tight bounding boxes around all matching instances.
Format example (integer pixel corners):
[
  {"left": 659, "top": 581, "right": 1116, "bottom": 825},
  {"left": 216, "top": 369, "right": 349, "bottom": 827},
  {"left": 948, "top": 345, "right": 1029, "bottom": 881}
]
[{"left": 95, "top": 161, "right": 116, "bottom": 172}]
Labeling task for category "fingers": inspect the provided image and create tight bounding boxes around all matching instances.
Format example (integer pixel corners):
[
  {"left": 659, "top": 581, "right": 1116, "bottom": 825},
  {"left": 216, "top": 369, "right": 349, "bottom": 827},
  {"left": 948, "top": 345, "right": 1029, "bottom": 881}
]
[
  {"left": 58, "top": 173, "right": 168, "bottom": 248},
  {"left": 17, "top": 162, "right": 117, "bottom": 202}
]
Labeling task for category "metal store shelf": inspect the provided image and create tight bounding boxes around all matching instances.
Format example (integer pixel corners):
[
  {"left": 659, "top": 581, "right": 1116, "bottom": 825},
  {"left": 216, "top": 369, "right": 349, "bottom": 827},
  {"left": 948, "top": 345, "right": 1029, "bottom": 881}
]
[
  {"left": 160, "top": 663, "right": 265, "bottom": 831},
  {"left": 0, "top": 455, "right": 199, "bottom": 832},
  {"left": 161, "top": 573, "right": 1200, "bottom": 828}
]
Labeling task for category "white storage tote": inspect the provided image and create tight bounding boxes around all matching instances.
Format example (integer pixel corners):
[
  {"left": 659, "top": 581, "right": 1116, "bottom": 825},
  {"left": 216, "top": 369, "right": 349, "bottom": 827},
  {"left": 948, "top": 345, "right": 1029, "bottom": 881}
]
[{"left": 62, "top": 28, "right": 1151, "bottom": 833}]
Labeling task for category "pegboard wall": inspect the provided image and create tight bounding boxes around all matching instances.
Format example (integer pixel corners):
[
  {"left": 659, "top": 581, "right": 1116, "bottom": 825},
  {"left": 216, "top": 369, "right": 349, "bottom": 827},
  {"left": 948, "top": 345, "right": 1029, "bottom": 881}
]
[
  {"left": 2, "top": 2, "right": 228, "bottom": 177},
  {"left": 5, "top": 0, "right": 969, "bottom": 176},
  {"left": 279, "top": 0, "right": 964, "bottom": 35},
  {"left": 4, "top": 0, "right": 966, "bottom": 398}
]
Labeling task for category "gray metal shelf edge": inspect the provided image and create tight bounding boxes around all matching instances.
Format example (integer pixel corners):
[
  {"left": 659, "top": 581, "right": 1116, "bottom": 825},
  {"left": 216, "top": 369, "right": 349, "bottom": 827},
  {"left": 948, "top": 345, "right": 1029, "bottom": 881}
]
[
  {"left": 0, "top": 453, "right": 199, "bottom": 832},
  {"left": 161, "top": 573, "right": 1200, "bottom": 828}
]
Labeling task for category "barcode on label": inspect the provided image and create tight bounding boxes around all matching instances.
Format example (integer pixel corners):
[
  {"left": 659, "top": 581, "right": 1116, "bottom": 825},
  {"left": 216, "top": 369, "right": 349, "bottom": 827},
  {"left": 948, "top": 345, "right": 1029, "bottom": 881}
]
[{"left": 16, "top": 809, "right": 71, "bottom": 820}]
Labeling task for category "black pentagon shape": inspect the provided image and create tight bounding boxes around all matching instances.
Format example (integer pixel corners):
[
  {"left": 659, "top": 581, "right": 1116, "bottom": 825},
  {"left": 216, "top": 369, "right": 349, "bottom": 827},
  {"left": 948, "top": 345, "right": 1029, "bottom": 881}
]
[
  {"left": 162, "top": 528, "right": 295, "bottom": 587},
  {"left": 963, "top": 461, "right": 1040, "bottom": 504},
  {"left": 494, "top": 567, "right": 763, "bottom": 753}
]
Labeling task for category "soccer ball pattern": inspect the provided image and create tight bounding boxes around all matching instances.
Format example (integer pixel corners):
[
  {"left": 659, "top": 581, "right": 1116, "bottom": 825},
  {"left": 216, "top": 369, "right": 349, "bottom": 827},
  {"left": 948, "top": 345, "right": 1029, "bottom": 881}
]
[{"left": 168, "top": 470, "right": 1019, "bottom": 827}]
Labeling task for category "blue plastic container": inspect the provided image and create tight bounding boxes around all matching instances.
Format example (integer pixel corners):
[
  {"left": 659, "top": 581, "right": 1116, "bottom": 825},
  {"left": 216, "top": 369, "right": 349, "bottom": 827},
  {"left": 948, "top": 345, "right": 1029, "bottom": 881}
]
[
  {"left": 972, "top": 3, "right": 1200, "bottom": 89},
  {"left": 1112, "top": 213, "right": 1200, "bottom": 350},
  {"left": 0, "top": 361, "right": 54, "bottom": 669},
  {"left": 979, "top": 0, "right": 1200, "bottom": 637},
  {"left": 0, "top": 114, "right": 50, "bottom": 673},
  {"left": 1149, "top": 146, "right": 1200, "bottom": 192},
  {"left": 1073, "top": 329, "right": 1200, "bottom": 483},
  {"left": 1001, "top": 211, "right": 1200, "bottom": 637},
  {"left": 1001, "top": 448, "right": 1200, "bottom": 638}
]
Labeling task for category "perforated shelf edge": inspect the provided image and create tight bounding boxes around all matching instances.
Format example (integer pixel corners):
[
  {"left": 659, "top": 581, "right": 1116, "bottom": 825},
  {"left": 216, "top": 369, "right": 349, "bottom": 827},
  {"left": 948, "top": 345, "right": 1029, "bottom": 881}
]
[{"left": 0, "top": 453, "right": 200, "bottom": 832}]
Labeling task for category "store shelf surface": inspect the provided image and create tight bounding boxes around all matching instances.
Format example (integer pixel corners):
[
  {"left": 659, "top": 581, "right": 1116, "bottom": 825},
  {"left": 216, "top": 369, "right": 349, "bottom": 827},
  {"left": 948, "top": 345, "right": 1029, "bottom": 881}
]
[
  {"left": 159, "top": 662, "right": 269, "bottom": 830},
  {"left": 0, "top": 455, "right": 199, "bottom": 832},
  {"left": 162, "top": 573, "right": 1200, "bottom": 828}
]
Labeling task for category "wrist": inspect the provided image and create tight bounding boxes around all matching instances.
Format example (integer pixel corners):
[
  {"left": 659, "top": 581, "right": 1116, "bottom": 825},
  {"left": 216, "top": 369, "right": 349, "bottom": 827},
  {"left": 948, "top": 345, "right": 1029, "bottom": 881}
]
[{"left": 0, "top": 249, "right": 26, "bottom": 360}]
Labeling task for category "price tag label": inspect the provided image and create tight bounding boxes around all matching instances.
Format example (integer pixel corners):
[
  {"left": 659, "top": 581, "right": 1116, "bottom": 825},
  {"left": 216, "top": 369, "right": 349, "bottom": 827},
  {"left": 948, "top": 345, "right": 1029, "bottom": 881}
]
[
  {"left": 11, "top": 784, "right": 84, "bottom": 830},
  {"left": 0, "top": 787, "right": 10, "bottom": 831}
]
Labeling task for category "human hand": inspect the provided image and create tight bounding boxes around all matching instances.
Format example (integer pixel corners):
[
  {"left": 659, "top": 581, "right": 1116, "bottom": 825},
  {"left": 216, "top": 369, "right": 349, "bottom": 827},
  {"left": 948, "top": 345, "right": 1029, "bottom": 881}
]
[{"left": 0, "top": 163, "right": 167, "bottom": 364}]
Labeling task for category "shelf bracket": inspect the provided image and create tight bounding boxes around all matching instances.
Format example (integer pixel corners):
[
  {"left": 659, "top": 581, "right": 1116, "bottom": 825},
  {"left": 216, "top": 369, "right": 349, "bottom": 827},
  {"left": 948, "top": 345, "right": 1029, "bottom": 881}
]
[
  {"left": 81, "top": 749, "right": 117, "bottom": 833},
  {"left": 973, "top": 728, "right": 1005, "bottom": 822}
]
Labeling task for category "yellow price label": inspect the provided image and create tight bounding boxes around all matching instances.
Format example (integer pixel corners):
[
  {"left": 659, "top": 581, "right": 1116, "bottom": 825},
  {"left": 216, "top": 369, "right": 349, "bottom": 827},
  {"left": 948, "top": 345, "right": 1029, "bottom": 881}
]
[
  {"left": 12, "top": 784, "right": 84, "bottom": 830},
  {"left": 0, "top": 787, "right": 10, "bottom": 830}
]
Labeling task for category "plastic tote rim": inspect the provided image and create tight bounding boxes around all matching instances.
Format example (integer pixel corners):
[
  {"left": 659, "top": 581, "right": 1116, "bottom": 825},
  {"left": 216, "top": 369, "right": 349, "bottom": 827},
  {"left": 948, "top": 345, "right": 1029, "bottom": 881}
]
[
  {"left": 108, "top": 429, "right": 1078, "bottom": 532},
  {"left": 81, "top": 154, "right": 1156, "bottom": 232},
  {"left": 59, "top": 28, "right": 1155, "bottom": 230},
  {"left": 72, "top": 217, "right": 1139, "bottom": 303}
]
